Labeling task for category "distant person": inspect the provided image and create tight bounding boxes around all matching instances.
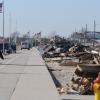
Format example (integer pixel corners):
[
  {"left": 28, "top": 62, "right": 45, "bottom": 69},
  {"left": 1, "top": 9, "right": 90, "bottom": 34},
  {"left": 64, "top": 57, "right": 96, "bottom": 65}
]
[
  {"left": 0, "top": 51, "right": 4, "bottom": 60},
  {"left": 11, "top": 44, "right": 16, "bottom": 53}
]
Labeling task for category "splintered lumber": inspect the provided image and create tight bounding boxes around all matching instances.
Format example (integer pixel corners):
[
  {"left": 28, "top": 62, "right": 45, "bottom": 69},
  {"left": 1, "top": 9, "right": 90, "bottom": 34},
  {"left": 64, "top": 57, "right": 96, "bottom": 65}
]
[
  {"left": 94, "top": 56, "right": 100, "bottom": 65},
  {"left": 44, "top": 45, "right": 55, "bottom": 53},
  {"left": 75, "top": 64, "right": 100, "bottom": 75},
  {"left": 79, "top": 53, "right": 94, "bottom": 61},
  {"left": 74, "top": 52, "right": 87, "bottom": 57},
  {"left": 60, "top": 60, "right": 78, "bottom": 66}
]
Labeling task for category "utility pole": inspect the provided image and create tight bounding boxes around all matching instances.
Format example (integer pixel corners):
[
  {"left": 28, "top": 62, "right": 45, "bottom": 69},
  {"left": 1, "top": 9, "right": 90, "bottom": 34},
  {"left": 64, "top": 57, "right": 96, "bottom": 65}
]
[
  {"left": 73, "top": 29, "right": 76, "bottom": 43},
  {"left": 93, "top": 20, "right": 96, "bottom": 47},
  {"left": 2, "top": 0, "right": 5, "bottom": 54},
  {"left": 86, "top": 24, "right": 87, "bottom": 33},
  {"left": 15, "top": 20, "right": 18, "bottom": 44},
  {"left": 82, "top": 27, "right": 84, "bottom": 44},
  {"left": 9, "top": 13, "right": 12, "bottom": 44},
  {"left": 84, "top": 24, "right": 87, "bottom": 45}
]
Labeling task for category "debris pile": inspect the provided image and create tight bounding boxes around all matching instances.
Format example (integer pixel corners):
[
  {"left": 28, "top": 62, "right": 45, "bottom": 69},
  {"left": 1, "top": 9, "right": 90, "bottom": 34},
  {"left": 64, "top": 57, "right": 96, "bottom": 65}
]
[{"left": 41, "top": 40, "right": 100, "bottom": 95}]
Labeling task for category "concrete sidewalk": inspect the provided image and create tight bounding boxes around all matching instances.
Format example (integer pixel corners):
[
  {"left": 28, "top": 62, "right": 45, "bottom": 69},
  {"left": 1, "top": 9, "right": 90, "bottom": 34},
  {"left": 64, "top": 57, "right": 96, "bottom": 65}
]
[{"left": 10, "top": 48, "right": 60, "bottom": 100}]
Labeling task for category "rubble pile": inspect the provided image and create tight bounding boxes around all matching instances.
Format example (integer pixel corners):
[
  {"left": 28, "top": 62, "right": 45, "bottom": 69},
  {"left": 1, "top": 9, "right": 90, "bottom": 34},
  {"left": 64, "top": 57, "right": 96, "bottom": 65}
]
[{"left": 41, "top": 41, "right": 100, "bottom": 95}]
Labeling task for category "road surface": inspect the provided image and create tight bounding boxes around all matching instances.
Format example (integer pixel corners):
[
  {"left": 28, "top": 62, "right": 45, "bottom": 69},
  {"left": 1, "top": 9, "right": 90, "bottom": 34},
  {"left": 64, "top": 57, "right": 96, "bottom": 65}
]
[{"left": 0, "top": 48, "right": 60, "bottom": 100}]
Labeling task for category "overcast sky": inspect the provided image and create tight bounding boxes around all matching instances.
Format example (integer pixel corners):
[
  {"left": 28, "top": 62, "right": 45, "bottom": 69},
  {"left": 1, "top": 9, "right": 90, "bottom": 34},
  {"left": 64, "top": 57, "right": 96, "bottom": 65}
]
[{"left": 0, "top": 0, "right": 100, "bottom": 37}]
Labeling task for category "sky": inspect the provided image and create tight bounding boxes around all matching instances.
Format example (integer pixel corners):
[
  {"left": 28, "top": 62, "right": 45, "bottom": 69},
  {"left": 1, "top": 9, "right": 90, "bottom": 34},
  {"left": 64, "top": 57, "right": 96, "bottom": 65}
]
[{"left": 0, "top": 0, "right": 100, "bottom": 37}]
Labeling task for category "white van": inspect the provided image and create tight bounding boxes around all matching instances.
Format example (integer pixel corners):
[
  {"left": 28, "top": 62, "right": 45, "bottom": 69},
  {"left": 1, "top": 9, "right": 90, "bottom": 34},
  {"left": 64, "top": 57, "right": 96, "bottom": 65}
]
[{"left": 21, "top": 42, "right": 30, "bottom": 50}]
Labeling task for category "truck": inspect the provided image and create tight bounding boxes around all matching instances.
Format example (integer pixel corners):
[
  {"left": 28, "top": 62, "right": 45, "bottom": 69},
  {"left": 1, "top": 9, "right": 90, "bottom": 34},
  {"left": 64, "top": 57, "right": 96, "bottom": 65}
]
[{"left": 21, "top": 41, "right": 32, "bottom": 50}]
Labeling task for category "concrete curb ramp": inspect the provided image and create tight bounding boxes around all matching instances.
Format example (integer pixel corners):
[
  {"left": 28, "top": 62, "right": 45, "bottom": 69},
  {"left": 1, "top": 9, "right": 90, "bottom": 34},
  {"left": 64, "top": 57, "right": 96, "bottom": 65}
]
[{"left": 10, "top": 48, "right": 60, "bottom": 100}]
